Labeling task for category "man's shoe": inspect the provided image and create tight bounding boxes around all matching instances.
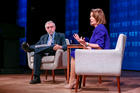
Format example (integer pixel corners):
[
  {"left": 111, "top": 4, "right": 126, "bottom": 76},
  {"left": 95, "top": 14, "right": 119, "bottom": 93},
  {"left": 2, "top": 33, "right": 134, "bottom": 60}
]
[
  {"left": 29, "top": 76, "right": 41, "bottom": 84},
  {"left": 21, "top": 42, "right": 33, "bottom": 52}
]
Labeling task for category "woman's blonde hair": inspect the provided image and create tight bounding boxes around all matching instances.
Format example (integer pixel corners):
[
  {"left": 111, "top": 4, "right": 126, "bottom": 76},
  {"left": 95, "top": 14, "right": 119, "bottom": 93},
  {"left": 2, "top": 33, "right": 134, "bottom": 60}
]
[{"left": 90, "top": 8, "right": 106, "bottom": 24}]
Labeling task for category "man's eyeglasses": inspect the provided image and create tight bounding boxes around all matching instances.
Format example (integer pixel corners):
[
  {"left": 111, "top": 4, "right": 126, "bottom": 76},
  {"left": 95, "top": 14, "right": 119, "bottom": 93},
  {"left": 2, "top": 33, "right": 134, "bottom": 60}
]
[{"left": 46, "top": 26, "right": 54, "bottom": 29}]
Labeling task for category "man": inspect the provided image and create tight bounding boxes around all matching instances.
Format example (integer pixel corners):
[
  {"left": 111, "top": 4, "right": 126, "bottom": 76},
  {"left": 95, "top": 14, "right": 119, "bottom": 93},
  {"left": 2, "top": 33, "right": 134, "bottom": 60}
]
[{"left": 22, "top": 20, "right": 67, "bottom": 84}]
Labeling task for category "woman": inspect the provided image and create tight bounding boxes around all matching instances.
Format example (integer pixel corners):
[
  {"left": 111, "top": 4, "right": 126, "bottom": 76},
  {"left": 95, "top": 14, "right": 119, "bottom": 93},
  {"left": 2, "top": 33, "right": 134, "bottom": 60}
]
[{"left": 65, "top": 8, "right": 110, "bottom": 88}]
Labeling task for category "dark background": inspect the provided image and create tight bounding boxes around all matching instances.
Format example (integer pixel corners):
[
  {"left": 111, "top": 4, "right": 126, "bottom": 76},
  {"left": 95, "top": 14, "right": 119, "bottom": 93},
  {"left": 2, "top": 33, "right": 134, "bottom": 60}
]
[
  {"left": 0, "top": 0, "right": 109, "bottom": 73},
  {"left": 0, "top": 0, "right": 20, "bottom": 73},
  {"left": 0, "top": 0, "right": 17, "bottom": 24},
  {"left": 27, "top": 0, "right": 66, "bottom": 45},
  {"left": 27, "top": 0, "right": 109, "bottom": 44},
  {"left": 79, "top": 0, "right": 110, "bottom": 38}
]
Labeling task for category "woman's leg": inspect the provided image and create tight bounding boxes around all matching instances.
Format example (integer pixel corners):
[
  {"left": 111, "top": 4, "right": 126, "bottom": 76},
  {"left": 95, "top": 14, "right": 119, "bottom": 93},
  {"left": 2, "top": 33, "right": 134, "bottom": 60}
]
[
  {"left": 69, "top": 57, "right": 76, "bottom": 84},
  {"left": 65, "top": 57, "right": 76, "bottom": 88}
]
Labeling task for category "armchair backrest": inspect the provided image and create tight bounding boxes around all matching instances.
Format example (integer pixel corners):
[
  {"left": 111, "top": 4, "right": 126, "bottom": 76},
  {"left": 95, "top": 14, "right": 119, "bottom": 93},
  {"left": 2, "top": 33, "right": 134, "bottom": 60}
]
[
  {"left": 115, "top": 34, "right": 127, "bottom": 55},
  {"left": 65, "top": 39, "right": 70, "bottom": 45}
]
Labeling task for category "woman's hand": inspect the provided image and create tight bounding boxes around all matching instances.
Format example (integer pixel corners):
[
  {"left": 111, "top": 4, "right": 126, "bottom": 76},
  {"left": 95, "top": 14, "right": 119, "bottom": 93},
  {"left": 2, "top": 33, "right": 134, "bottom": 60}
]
[
  {"left": 73, "top": 34, "right": 80, "bottom": 41},
  {"left": 73, "top": 34, "right": 86, "bottom": 45},
  {"left": 84, "top": 46, "right": 92, "bottom": 49},
  {"left": 78, "top": 38, "right": 86, "bottom": 46}
]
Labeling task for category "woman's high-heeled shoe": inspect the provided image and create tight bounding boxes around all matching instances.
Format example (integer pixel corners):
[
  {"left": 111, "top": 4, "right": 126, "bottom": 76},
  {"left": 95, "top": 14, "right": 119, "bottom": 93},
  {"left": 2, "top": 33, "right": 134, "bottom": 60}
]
[{"left": 64, "top": 80, "right": 76, "bottom": 89}]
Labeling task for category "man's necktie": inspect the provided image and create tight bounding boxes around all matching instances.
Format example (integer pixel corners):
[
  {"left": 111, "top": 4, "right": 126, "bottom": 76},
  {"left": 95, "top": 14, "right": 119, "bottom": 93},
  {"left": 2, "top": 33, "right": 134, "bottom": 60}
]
[{"left": 47, "top": 35, "right": 53, "bottom": 46}]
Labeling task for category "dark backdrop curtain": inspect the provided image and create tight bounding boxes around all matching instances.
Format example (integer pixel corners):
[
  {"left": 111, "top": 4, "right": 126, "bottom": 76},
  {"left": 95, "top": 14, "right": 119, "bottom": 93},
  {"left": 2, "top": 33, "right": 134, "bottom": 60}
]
[{"left": 65, "top": 0, "right": 79, "bottom": 44}]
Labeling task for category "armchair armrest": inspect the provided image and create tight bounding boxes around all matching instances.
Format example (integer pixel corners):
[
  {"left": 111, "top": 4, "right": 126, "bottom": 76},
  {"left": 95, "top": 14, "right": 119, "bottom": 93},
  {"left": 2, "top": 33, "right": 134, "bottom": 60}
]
[
  {"left": 52, "top": 49, "right": 64, "bottom": 69},
  {"left": 27, "top": 52, "right": 34, "bottom": 69}
]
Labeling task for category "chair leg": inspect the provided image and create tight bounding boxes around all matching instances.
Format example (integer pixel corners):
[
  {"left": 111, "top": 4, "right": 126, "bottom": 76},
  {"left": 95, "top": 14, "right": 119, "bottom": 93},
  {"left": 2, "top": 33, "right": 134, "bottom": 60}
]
[
  {"left": 31, "top": 70, "right": 34, "bottom": 80},
  {"left": 98, "top": 76, "right": 102, "bottom": 84},
  {"left": 117, "top": 76, "right": 121, "bottom": 93},
  {"left": 45, "top": 70, "right": 48, "bottom": 80},
  {"left": 64, "top": 69, "right": 67, "bottom": 80},
  {"left": 79, "top": 75, "right": 82, "bottom": 89},
  {"left": 52, "top": 70, "right": 55, "bottom": 83},
  {"left": 75, "top": 75, "right": 79, "bottom": 92},
  {"left": 82, "top": 75, "right": 86, "bottom": 87}
]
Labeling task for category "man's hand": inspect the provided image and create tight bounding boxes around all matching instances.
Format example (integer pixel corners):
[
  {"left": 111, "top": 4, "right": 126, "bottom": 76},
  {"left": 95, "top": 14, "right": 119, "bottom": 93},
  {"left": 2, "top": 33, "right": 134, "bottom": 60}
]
[{"left": 53, "top": 44, "right": 62, "bottom": 51}]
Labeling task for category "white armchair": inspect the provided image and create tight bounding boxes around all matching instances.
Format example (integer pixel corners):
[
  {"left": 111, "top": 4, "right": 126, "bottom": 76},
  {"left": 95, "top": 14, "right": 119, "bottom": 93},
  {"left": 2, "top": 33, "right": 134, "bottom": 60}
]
[
  {"left": 27, "top": 39, "right": 70, "bottom": 82},
  {"left": 75, "top": 34, "right": 126, "bottom": 93}
]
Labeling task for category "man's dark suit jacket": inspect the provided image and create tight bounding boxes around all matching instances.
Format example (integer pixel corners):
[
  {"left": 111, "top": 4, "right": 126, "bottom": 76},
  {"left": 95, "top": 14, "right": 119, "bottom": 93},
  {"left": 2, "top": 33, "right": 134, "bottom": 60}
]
[{"left": 29, "top": 32, "right": 67, "bottom": 54}]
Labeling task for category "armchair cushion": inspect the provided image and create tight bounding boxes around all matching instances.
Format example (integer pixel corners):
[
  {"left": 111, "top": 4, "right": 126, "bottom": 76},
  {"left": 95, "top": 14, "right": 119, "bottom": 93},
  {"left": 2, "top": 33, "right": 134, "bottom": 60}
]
[{"left": 30, "top": 56, "right": 55, "bottom": 63}]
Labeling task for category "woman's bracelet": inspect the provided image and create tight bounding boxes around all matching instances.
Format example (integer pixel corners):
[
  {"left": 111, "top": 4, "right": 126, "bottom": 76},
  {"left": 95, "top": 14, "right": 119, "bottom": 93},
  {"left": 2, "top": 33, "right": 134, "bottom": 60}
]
[{"left": 86, "top": 42, "right": 89, "bottom": 47}]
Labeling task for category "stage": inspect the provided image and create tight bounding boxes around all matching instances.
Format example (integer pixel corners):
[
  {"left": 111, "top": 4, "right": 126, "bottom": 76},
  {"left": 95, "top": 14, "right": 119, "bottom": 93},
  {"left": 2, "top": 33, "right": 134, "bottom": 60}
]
[{"left": 0, "top": 70, "right": 140, "bottom": 93}]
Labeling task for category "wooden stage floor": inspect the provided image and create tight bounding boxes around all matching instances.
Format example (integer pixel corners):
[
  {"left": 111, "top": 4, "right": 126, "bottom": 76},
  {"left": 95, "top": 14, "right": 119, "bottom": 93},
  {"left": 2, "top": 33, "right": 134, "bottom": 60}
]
[{"left": 0, "top": 70, "right": 140, "bottom": 93}]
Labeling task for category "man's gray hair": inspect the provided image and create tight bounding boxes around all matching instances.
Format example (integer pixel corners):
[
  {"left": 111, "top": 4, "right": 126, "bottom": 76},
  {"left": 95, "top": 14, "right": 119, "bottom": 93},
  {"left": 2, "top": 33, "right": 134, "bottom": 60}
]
[{"left": 45, "top": 20, "right": 56, "bottom": 28}]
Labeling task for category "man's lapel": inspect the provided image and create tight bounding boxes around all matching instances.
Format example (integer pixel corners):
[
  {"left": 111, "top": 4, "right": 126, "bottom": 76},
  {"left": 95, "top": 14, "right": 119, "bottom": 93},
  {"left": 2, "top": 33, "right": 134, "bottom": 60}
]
[
  {"left": 44, "top": 34, "right": 49, "bottom": 44},
  {"left": 54, "top": 32, "right": 58, "bottom": 44}
]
